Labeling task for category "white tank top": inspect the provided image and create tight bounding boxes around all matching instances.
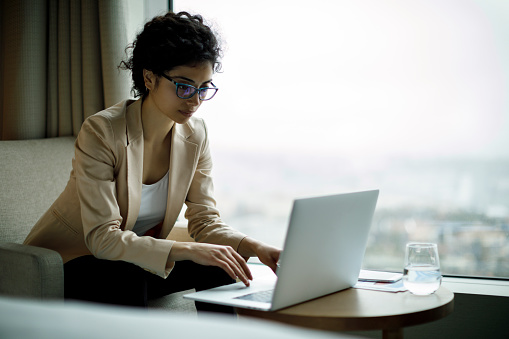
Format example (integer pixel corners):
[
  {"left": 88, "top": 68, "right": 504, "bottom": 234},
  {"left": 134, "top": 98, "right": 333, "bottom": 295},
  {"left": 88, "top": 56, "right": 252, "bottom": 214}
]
[{"left": 132, "top": 171, "right": 169, "bottom": 236}]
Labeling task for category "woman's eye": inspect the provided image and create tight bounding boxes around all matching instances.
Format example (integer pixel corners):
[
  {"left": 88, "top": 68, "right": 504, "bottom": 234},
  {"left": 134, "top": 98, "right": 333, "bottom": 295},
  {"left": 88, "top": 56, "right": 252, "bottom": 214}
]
[{"left": 178, "top": 85, "right": 193, "bottom": 95}]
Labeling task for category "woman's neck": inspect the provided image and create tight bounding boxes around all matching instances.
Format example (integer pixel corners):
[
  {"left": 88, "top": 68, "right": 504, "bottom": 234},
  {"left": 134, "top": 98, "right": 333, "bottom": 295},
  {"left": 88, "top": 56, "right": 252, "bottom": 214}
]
[{"left": 141, "top": 95, "right": 175, "bottom": 144}]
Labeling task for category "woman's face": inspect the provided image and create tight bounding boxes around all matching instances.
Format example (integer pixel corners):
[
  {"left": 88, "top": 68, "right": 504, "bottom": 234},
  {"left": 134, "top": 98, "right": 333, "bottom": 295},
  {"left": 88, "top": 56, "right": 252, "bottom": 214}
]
[{"left": 145, "top": 62, "right": 214, "bottom": 124}]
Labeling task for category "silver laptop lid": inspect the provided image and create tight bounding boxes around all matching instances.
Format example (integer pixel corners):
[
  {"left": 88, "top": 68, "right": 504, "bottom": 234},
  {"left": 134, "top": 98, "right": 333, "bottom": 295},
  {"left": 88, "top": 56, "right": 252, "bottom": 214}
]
[{"left": 271, "top": 190, "right": 379, "bottom": 310}]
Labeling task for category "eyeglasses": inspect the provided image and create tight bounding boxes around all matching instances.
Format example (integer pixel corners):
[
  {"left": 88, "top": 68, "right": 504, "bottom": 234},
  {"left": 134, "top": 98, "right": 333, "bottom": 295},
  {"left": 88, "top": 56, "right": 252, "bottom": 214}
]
[{"left": 160, "top": 74, "right": 218, "bottom": 101}]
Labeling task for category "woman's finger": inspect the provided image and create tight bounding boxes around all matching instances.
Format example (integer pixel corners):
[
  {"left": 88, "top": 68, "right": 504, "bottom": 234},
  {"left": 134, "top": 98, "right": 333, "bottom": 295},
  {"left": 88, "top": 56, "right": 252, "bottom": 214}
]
[
  {"left": 185, "top": 243, "right": 253, "bottom": 286},
  {"left": 214, "top": 259, "right": 239, "bottom": 282},
  {"left": 231, "top": 250, "right": 253, "bottom": 280},
  {"left": 221, "top": 251, "right": 250, "bottom": 286},
  {"left": 210, "top": 246, "right": 250, "bottom": 286}
]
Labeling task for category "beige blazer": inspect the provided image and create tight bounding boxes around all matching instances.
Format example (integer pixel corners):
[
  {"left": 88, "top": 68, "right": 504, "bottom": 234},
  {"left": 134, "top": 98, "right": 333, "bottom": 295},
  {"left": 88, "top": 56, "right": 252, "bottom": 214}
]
[{"left": 24, "top": 99, "right": 246, "bottom": 278}]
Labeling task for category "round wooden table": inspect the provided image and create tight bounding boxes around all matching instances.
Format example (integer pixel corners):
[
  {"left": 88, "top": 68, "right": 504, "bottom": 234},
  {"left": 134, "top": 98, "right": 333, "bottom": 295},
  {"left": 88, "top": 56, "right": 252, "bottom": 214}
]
[{"left": 237, "top": 287, "right": 454, "bottom": 339}]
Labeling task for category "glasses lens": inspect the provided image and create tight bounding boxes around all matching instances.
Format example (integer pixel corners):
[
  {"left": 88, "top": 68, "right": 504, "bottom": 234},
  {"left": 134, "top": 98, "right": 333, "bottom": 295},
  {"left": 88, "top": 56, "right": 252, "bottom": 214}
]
[
  {"left": 199, "top": 87, "right": 218, "bottom": 101},
  {"left": 177, "top": 84, "right": 196, "bottom": 99}
]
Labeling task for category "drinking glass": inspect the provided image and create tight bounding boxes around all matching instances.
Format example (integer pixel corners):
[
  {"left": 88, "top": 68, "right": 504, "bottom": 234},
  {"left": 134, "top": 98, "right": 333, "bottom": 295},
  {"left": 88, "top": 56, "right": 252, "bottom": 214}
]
[{"left": 403, "top": 243, "right": 442, "bottom": 295}]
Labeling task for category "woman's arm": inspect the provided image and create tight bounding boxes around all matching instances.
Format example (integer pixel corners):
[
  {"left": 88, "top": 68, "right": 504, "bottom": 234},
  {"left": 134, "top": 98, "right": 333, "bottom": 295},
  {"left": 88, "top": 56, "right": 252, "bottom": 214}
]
[
  {"left": 183, "top": 119, "right": 247, "bottom": 248},
  {"left": 176, "top": 119, "right": 280, "bottom": 281}
]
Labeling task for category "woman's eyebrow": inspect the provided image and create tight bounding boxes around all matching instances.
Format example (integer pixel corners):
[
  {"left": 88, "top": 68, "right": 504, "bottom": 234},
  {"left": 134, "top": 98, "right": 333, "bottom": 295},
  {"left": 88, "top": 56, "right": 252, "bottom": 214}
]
[{"left": 171, "top": 76, "right": 213, "bottom": 86}]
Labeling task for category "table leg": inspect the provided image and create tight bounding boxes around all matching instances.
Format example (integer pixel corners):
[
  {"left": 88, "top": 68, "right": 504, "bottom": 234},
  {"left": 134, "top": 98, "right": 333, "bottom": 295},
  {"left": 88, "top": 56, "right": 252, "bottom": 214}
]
[{"left": 383, "top": 328, "right": 403, "bottom": 339}]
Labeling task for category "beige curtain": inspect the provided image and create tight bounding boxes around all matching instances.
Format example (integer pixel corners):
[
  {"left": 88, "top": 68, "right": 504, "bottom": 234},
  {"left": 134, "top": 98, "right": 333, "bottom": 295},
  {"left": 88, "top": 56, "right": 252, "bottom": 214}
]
[{"left": 0, "top": 0, "right": 132, "bottom": 140}]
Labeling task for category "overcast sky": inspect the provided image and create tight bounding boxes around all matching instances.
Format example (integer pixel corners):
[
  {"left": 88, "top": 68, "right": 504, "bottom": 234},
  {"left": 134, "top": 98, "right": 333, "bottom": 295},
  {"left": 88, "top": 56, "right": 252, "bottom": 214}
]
[{"left": 174, "top": 0, "right": 509, "bottom": 160}]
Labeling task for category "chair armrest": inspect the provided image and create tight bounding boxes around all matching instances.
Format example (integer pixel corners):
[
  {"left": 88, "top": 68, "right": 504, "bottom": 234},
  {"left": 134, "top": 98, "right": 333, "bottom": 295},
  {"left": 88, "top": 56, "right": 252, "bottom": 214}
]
[
  {"left": 167, "top": 221, "right": 194, "bottom": 242},
  {"left": 0, "top": 243, "right": 64, "bottom": 300}
]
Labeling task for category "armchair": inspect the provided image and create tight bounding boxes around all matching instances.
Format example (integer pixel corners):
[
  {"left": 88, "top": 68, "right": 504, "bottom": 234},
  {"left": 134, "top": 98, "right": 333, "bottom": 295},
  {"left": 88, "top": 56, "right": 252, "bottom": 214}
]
[{"left": 0, "top": 137, "right": 195, "bottom": 311}]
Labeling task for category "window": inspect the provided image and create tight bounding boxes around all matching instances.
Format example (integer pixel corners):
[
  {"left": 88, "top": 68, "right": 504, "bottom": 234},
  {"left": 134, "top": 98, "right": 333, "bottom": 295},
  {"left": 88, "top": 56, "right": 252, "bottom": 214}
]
[{"left": 174, "top": 0, "right": 509, "bottom": 278}]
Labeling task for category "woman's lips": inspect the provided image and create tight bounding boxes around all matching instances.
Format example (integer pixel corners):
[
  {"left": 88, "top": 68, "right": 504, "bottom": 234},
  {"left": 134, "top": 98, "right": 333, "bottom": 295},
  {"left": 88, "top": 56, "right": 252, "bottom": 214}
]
[{"left": 179, "top": 110, "right": 195, "bottom": 118}]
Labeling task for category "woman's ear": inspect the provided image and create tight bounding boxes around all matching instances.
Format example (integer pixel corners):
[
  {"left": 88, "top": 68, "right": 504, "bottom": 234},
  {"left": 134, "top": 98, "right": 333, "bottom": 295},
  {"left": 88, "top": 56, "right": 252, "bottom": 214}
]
[{"left": 143, "top": 69, "right": 156, "bottom": 91}]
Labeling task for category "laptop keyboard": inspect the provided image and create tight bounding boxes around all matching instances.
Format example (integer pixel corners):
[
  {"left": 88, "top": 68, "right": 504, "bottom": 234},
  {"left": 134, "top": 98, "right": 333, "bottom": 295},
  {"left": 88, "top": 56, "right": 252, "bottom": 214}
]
[{"left": 234, "top": 289, "right": 274, "bottom": 303}]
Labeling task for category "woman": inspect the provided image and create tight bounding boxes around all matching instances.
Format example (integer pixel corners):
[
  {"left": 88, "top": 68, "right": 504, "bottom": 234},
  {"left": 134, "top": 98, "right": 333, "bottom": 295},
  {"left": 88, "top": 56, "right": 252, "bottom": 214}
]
[{"left": 24, "top": 12, "right": 280, "bottom": 311}]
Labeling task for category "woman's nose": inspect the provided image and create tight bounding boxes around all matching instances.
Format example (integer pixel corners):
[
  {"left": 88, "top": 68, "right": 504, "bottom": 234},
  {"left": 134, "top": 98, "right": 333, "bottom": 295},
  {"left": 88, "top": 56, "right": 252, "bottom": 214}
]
[{"left": 188, "top": 92, "right": 201, "bottom": 106}]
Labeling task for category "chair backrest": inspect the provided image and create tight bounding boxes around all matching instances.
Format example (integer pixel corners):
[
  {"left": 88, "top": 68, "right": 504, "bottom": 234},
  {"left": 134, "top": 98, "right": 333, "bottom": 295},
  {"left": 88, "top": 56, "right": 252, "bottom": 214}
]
[{"left": 0, "top": 137, "right": 75, "bottom": 244}]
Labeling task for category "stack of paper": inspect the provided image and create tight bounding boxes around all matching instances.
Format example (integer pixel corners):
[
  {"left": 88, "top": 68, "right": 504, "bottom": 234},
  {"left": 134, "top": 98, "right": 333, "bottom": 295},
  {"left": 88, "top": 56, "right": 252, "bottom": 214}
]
[
  {"left": 354, "top": 280, "right": 407, "bottom": 292},
  {"left": 355, "top": 270, "right": 407, "bottom": 292}
]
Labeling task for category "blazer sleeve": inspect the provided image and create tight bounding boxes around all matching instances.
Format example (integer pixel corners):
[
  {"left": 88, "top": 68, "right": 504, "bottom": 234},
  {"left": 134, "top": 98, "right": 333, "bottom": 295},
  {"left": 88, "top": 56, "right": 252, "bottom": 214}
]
[
  {"left": 184, "top": 119, "right": 247, "bottom": 250},
  {"left": 74, "top": 115, "right": 174, "bottom": 278}
]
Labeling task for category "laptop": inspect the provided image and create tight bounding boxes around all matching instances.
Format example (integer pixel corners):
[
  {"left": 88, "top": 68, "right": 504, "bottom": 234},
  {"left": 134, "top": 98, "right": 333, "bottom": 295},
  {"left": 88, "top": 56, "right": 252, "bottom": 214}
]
[{"left": 184, "top": 189, "right": 379, "bottom": 311}]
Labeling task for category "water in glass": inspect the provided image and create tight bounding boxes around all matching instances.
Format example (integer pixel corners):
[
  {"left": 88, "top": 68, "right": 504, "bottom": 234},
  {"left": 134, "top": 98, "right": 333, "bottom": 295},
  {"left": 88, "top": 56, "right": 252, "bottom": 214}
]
[{"left": 403, "top": 243, "right": 442, "bottom": 295}]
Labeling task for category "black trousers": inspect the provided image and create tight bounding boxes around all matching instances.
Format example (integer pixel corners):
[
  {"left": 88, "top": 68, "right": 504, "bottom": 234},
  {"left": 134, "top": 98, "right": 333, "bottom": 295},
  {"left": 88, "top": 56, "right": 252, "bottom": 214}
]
[{"left": 64, "top": 256, "right": 235, "bottom": 314}]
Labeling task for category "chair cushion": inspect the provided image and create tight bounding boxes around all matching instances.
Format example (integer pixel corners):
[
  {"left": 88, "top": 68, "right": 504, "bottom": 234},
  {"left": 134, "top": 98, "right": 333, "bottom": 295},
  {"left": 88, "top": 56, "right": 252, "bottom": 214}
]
[{"left": 0, "top": 137, "right": 75, "bottom": 243}]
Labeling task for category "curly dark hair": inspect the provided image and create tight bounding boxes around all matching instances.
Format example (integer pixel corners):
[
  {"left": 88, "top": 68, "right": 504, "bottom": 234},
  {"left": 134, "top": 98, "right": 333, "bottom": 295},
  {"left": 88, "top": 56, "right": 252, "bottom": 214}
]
[{"left": 119, "top": 11, "right": 222, "bottom": 98}]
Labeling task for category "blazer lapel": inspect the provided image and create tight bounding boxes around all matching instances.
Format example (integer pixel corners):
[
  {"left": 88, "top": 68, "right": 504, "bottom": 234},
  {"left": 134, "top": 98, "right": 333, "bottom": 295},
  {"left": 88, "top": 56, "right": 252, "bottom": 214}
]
[
  {"left": 124, "top": 100, "right": 144, "bottom": 231},
  {"left": 119, "top": 99, "right": 197, "bottom": 236},
  {"left": 161, "top": 122, "right": 197, "bottom": 237}
]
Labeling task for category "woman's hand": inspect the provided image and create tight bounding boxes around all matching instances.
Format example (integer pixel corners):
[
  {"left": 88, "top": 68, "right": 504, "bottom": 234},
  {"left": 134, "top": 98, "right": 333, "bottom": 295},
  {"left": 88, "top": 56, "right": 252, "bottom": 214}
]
[
  {"left": 168, "top": 242, "right": 253, "bottom": 286},
  {"left": 238, "top": 237, "right": 282, "bottom": 273}
]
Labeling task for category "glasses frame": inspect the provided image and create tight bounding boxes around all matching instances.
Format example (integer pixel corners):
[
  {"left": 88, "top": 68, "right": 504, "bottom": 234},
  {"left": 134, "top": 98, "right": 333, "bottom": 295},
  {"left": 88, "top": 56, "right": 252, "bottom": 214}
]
[{"left": 160, "top": 74, "right": 218, "bottom": 101}]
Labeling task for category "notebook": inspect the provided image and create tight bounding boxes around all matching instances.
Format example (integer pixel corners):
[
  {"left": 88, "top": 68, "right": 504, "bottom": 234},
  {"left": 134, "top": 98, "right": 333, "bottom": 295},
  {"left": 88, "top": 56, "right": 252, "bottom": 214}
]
[{"left": 184, "top": 190, "right": 379, "bottom": 311}]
